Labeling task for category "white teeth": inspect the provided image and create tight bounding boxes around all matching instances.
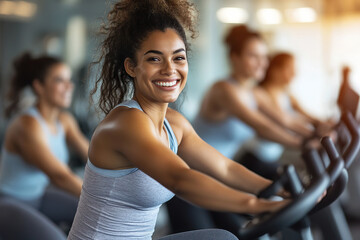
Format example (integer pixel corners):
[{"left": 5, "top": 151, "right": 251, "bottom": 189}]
[{"left": 155, "top": 81, "right": 177, "bottom": 87}]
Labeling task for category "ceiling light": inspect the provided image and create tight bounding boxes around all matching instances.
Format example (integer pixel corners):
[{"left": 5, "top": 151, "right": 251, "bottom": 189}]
[
  {"left": 14, "top": 1, "right": 37, "bottom": 18},
  {"left": 286, "top": 7, "right": 317, "bottom": 23},
  {"left": 216, "top": 7, "right": 248, "bottom": 24},
  {"left": 0, "top": 1, "right": 16, "bottom": 15},
  {"left": 257, "top": 8, "right": 282, "bottom": 25}
]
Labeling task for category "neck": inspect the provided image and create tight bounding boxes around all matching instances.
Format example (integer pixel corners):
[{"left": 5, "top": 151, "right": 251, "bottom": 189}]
[
  {"left": 35, "top": 101, "right": 61, "bottom": 124},
  {"left": 231, "top": 72, "right": 253, "bottom": 88},
  {"left": 133, "top": 95, "right": 168, "bottom": 134}
]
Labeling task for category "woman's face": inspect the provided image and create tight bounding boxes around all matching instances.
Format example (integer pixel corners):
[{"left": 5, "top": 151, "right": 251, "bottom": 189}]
[
  {"left": 232, "top": 38, "right": 268, "bottom": 81},
  {"left": 129, "top": 28, "right": 188, "bottom": 104},
  {"left": 40, "top": 63, "right": 74, "bottom": 108}
]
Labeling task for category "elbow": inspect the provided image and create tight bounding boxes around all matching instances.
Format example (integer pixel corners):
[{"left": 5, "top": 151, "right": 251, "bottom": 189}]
[
  {"left": 167, "top": 175, "right": 188, "bottom": 196},
  {"left": 165, "top": 169, "right": 196, "bottom": 197}
]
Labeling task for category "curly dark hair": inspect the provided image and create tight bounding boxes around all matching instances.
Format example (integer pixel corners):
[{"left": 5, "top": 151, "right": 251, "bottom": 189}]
[
  {"left": 5, "top": 52, "right": 62, "bottom": 118},
  {"left": 91, "top": 0, "right": 198, "bottom": 115}
]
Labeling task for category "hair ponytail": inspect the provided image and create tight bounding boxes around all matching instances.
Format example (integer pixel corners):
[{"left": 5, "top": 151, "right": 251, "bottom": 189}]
[{"left": 5, "top": 52, "right": 62, "bottom": 117}]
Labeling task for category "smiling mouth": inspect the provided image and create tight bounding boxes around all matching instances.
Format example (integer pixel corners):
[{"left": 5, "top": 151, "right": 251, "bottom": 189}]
[{"left": 154, "top": 80, "right": 179, "bottom": 87}]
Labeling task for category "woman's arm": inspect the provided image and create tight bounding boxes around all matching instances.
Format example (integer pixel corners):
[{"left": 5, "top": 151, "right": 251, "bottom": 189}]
[
  {"left": 170, "top": 110, "right": 271, "bottom": 194},
  {"left": 60, "top": 111, "right": 89, "bottom": 161},
  {"left": 214, "top": 81, "right": 302, "bottom": 148},
  {"left": 290, "top": 95, "right": 336, "bottom": 136},
  {"left": 254, "top": 88, "right": 314, "bottom": 137},
  {"left": 12, "top": 116, "right": 82, "bottom": 197},
  {"left": 101, "top": 108, "right": 288, "bottom": 214},
  {"left": 290, "top": 95, "right": 321, "bottom": 125}
]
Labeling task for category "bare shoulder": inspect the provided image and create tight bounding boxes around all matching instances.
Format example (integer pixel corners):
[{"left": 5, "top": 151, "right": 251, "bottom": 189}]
[
  {"left": 58, "top": 110, "right": 76, "bottom": 123},
  {"left": 211, "top": 79, "right": 246, "bottom": 100},
  {"left": 11, "top": 114, "right": 43, "bottom": 137},
  {"left": 89, "top": 106, "right": 159, "bottom": 169},
  {"left": 211, "top": 79, "right": 233, "bottom": 93},
  {"left": 166, "top": 107, "right": 193, "bottom": 144},
  {"left": 166, "top": 108, "right": 191, "bottom": 127},
  {"left": 92, "top": 106, "right": 154, "bottom": 143},
  {"left": 58, "top": 110, "right": 78, "bottom": 130},
  {"left": 5, "top": 114, "right": 44, "bottom": 151}
]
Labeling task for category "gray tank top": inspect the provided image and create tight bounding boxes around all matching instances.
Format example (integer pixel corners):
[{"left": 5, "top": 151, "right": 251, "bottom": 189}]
[{"left": 68, "top": 100, "right": 176, "bottom": 240}]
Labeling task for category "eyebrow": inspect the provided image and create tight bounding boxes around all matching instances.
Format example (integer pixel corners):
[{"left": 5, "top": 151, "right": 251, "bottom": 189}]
[{"left": 144, "top": 48, "right": 185, "bottom": 55}]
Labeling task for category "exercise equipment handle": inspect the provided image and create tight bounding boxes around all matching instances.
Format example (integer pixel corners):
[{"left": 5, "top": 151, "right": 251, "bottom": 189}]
[{"left": 342, "top": 111, "right": 360, "bottom": 168}]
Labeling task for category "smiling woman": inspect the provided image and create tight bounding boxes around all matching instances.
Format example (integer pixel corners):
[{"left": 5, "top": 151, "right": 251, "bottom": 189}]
[
  {"left": 124, "top": 29, "right": 188, "bottom": 105},
  {"left": 67, "top": 1, "right": 290, "bottom": 240},
  {"left": 0, "top": 53, "right": 89, "bottom": 239}
]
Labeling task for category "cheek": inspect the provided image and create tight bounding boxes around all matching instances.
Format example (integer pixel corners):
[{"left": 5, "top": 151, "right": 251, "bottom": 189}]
[
  {"left": 182, "top": 65, "right": 189, "bottom": 78},
  {"left": 246, "top": 59, "right": 260, "bottom": 73}
]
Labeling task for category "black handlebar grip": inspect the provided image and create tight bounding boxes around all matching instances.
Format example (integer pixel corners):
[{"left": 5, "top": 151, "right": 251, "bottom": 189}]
[
  {"left": 285, "top": 165, "right": 303, "bottom": 196},
  {"left": 258, "top": 170, "right": 288, "bottom": 199},
  {"left": 302, "top": 149, "right": 325, "bottom": 178},
  {"left": 342, "top": 111, "right": 360, "bottom": 168},
  {"left": 321, "top": 137, "right": 345, "bottom": 184},
  {"left": 310, "top": 170, "right": 348, "bottom": 214}
]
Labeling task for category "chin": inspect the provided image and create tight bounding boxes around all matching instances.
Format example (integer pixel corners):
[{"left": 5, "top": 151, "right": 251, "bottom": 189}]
[
  {"left": 58, "top": 102, "right": 72, "bottom": 109},
  {"left": 161, "top": 93, "right": 181, "bottom": 103}
]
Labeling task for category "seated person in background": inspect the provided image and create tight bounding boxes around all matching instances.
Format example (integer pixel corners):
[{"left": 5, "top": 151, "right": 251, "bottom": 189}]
[
  {"left": 0, "top": 53, "right": 89, "bottom": 240},
  {"left": 167, "top": 25, "right": 301, "bottom": 237},
  {"left": 255, "top": 52, "right": 333, "bottom": 138},
  {"left": 254, "top": 52, "right": 335, "bottom": 180}
]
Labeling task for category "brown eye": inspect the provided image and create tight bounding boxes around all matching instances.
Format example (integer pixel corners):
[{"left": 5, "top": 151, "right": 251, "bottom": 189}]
[
  {"left": 147, "top": 57, "right": 160, "bottom": 62},
  {"left": 174, "top": 56, "right": 186, "bottom": 61}
]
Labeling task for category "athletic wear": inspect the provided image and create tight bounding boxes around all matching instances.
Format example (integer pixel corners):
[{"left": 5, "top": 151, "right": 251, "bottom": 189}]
[{"left": 68, "top": 100, "right": 176, "bottom": 240}]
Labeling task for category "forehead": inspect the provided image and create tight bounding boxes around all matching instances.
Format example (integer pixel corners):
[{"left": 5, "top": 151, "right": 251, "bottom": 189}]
[
  {"left": 46, "top": 63, "right": 71, "bottom": 78},
  {"left": 138, "top": 29, "right": 186, "bottom": 54},
  {"left": 244, "top": 38, "right": 267, "bottom": 54}
]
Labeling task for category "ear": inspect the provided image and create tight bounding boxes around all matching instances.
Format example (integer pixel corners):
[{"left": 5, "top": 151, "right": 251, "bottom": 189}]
[
  {"left": 124, "top": 58, "right": 136, "bottom": 78},
  {"left": 32, "top": 79, "right": 44, "bottom": 96}
]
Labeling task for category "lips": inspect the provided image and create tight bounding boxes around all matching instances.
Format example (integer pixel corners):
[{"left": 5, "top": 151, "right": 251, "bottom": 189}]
[{"left": 153, "top": 79, "right": 180, "bottom": 89}]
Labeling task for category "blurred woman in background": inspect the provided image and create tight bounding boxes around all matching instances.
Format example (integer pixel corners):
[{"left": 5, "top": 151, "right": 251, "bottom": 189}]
[
  {"left": 253, "top": 52, "right": 334, "bottom": 178},
  {"left": 0, "top": 53, "right": 89, "bottom": 239},
  {"left": 255, "top": 52, "right": 330, "bottom": 137}
]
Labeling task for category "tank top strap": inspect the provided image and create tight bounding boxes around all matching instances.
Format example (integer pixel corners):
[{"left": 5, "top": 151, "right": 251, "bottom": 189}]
[
  {"left": 164, "top": 118, "right": 178, "bottom": 154},
  {"left": 114, "top": 99, "right": 143, "bottom": 111}
]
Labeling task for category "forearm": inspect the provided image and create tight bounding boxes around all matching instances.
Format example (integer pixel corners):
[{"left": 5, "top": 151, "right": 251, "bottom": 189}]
[
  {"left": 256, "top": 124, "right": 302, "bottom": 148},
  {"left": 50, "top": 171, "right": 82, "bottom": 197},
  {"left": 173, "top": 169, "right": 286, "bottom": 214},
  {"left": 222, "top": 161, "right": 272, "bottom": 195},
  {"left": 287, "top": 120, "right": 314, "bottom": 137}
]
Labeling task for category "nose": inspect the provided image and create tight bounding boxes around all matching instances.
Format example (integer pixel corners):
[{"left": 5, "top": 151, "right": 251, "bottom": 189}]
[{"left": 161, "top": 60, "right": 176, "bottom": 75}]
